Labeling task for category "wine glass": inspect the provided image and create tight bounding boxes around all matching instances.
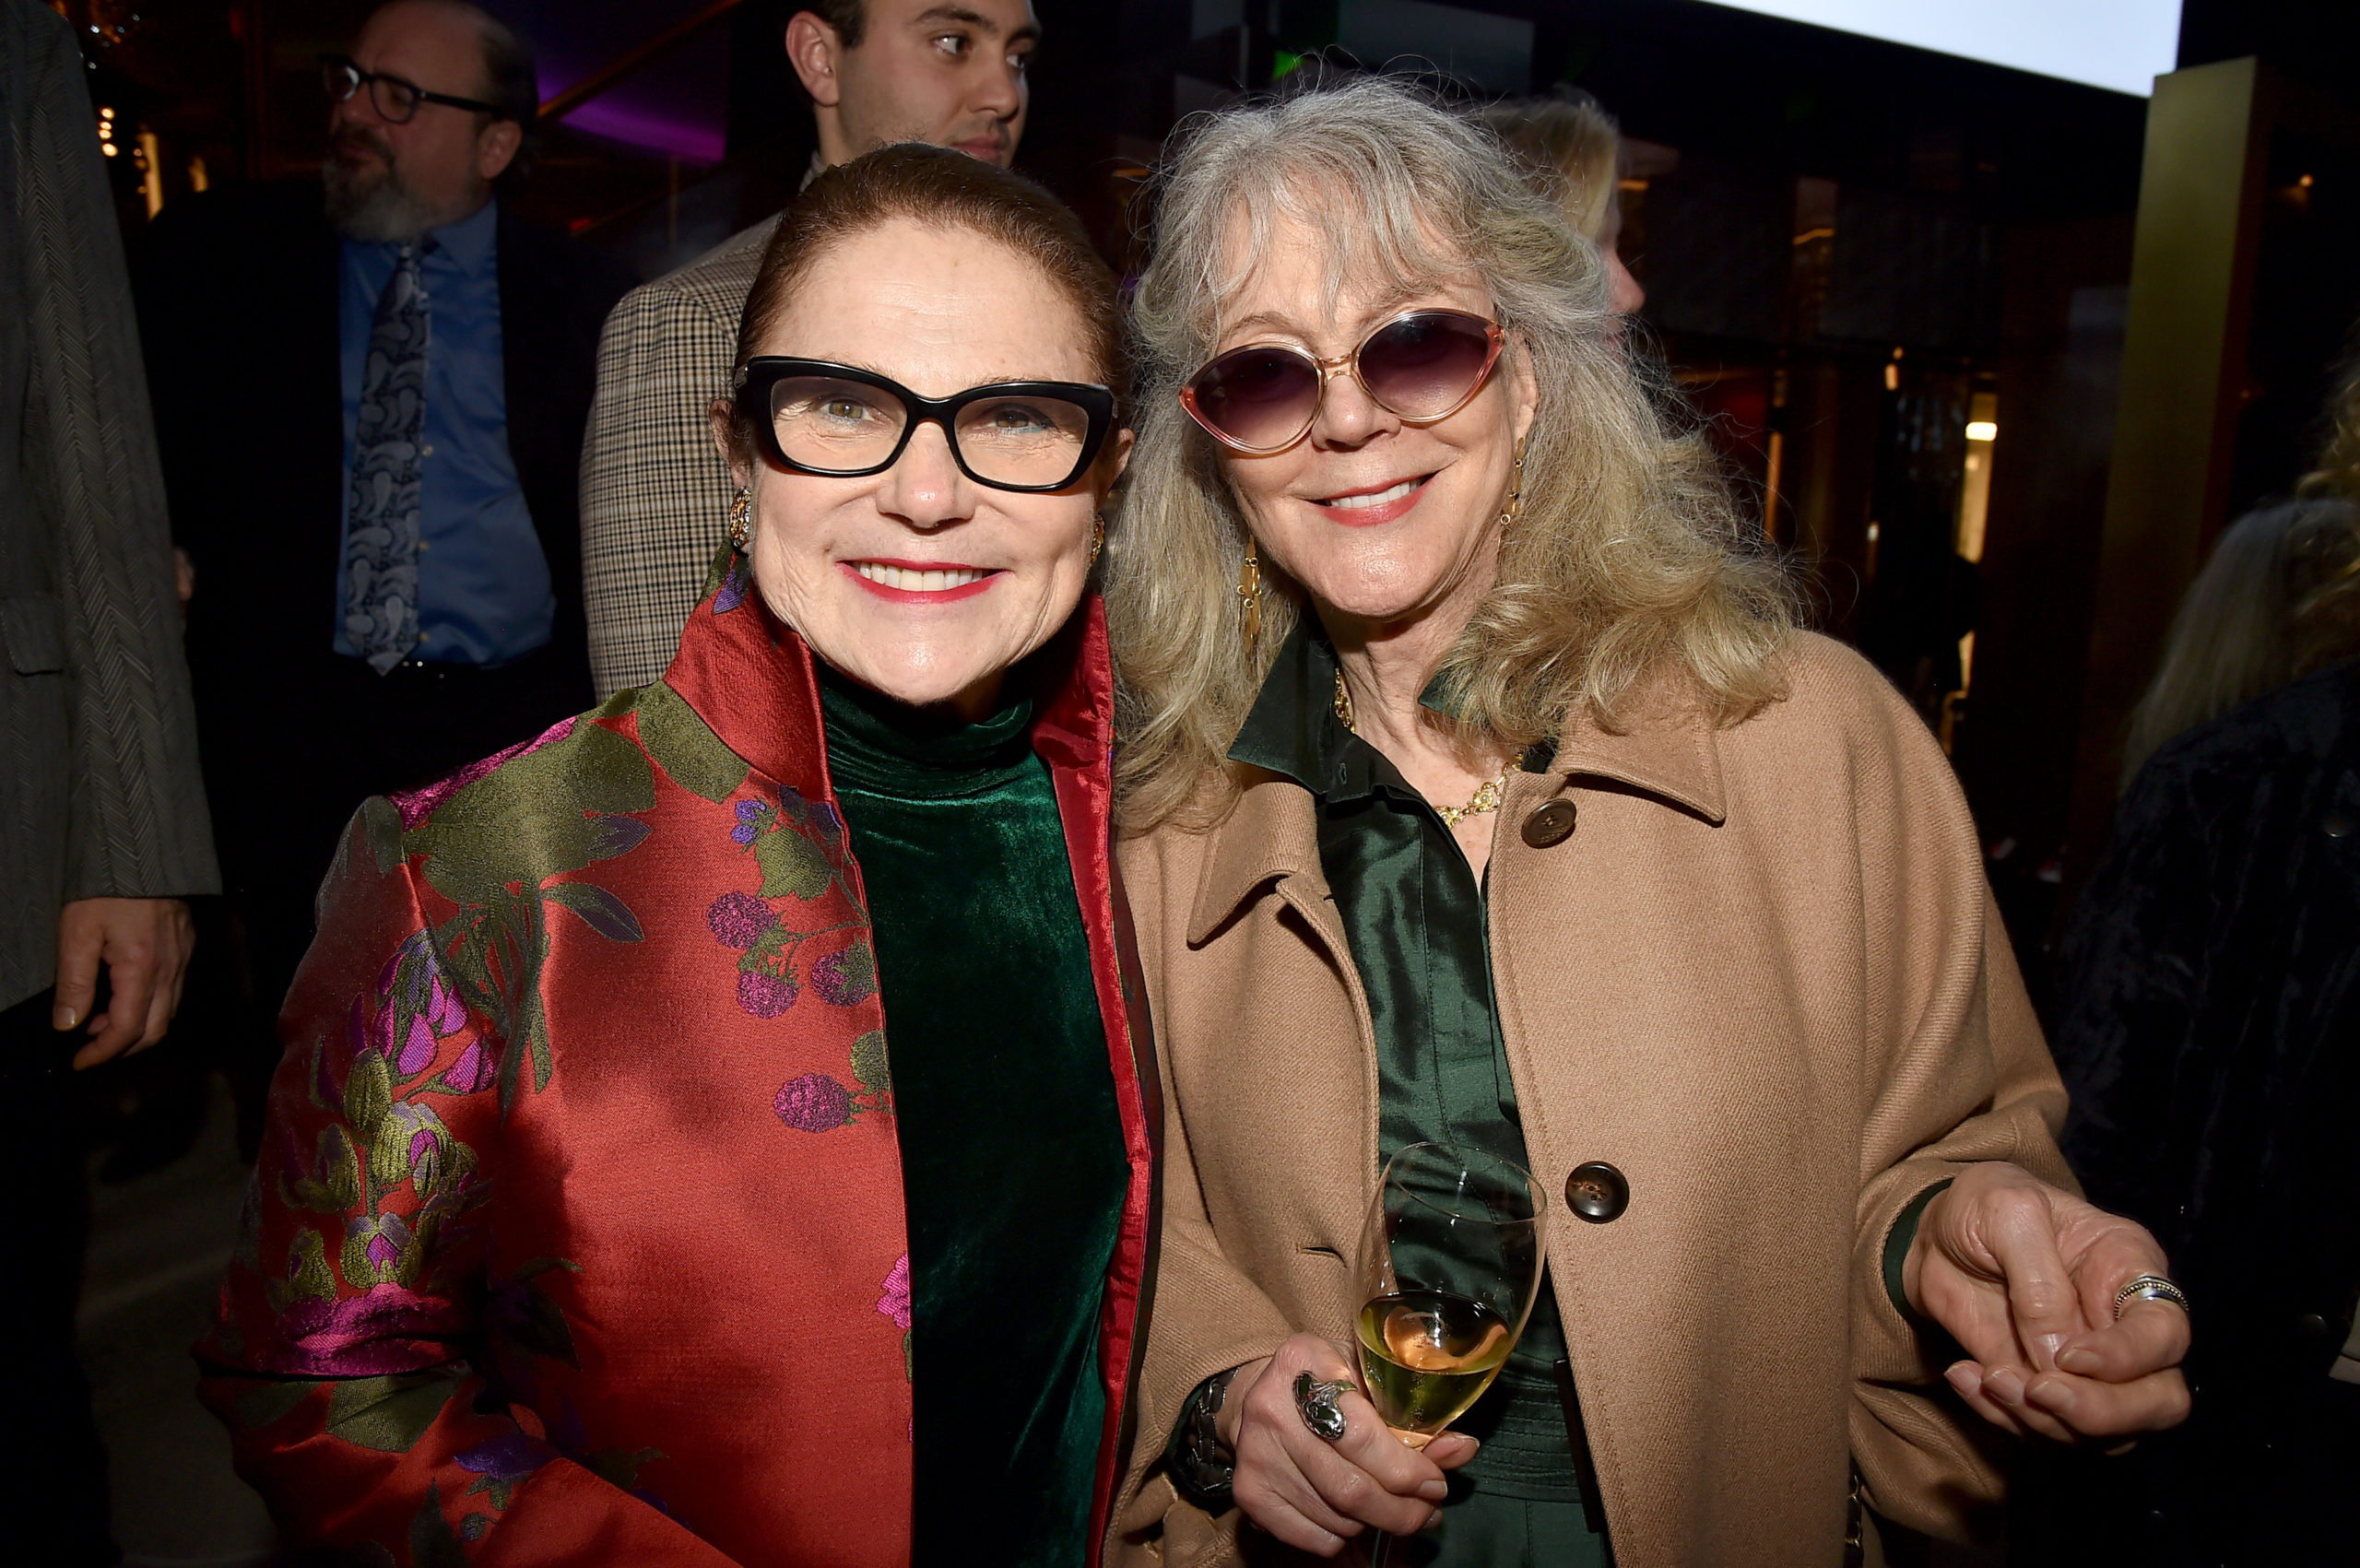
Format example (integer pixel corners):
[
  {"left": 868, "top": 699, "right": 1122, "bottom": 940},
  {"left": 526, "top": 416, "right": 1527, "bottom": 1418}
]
[{"left": 1351, "top": 1141, "right": 1548, "bottom": 1565}]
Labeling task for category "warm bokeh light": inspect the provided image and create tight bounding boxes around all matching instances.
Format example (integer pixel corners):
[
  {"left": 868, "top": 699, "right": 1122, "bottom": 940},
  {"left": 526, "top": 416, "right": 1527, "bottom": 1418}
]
[{"left": 1966, "top": 419, "right": 1999, "bottom": 442}]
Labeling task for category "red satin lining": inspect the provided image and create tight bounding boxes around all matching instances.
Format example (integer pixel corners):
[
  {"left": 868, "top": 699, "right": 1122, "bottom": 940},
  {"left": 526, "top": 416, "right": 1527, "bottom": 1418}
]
[{"left": 1030, "top": 599, "right": 1161, "bottom": 1567}]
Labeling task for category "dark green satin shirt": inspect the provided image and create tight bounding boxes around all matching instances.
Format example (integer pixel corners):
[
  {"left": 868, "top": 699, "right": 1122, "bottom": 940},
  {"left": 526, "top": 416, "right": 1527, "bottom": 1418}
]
[
  {"left": 820, "top": 660, "right": 1127, "bottom": 1566},
  {"left": 1228, "top": 624, "right": 1610, "bottom": 1562}
]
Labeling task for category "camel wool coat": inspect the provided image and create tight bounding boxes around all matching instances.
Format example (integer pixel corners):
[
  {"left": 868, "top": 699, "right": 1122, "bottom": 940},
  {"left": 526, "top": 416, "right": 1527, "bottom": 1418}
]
[{"left": 1110, "top": 633, "right": 2071, "bottom": 1568}]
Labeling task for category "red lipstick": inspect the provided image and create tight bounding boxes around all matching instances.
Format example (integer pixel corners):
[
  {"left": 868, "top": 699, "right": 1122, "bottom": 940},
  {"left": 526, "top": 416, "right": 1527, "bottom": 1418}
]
[
  {"left": 1307, "top": 474, "right": 1432, "bottom": 528},
  {"left": 840, "top": 560, "right": 1002, "bottom": 605}
]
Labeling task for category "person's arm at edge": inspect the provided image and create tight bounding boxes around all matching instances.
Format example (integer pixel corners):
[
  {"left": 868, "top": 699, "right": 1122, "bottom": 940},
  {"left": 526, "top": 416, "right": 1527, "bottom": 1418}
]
[
  {"left": 1835, "top": 653, "right": 2072, "bottom": 1541},
  {"left": 25, "top": 12, "right": 217, "bottom": 1060}
]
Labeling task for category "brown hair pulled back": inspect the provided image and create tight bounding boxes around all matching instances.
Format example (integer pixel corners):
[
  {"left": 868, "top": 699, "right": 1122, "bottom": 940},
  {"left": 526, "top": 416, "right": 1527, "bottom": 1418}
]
[{"left": 726, "top": 143, "right": 1121, "bottom": 465}]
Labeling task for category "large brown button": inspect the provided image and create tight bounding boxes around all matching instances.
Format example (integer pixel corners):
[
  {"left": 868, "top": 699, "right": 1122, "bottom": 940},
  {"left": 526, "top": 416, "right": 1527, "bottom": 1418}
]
[
  {"left": 1521, "top": 798, "right": 1578, "bottom": 848},
  {"left": 1564, "top": 1161, "right": 1629, "bottom": 1223}
]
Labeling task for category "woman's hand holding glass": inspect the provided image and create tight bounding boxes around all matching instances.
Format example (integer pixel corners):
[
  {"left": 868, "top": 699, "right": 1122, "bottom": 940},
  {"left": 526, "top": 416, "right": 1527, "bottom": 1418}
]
[
  {"left": 1904, "top": 1161, "right": 2192, "bottom": 1444},
  {"left": 1220, "top": 1143, "right": 1544, "bottom": 1558},
  {"left": 1218, "top": 1334, "right": 1479, "bottom": 1557}
]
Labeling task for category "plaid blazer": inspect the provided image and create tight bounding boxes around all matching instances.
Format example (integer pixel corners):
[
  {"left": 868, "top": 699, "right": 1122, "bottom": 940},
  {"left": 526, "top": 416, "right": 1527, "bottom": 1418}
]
[
  {"left": 0, "top": 0, "right": 218, "bottom": 1011},
  {"left": 580, "top": 216, "right": 780, "bottom": 699}
]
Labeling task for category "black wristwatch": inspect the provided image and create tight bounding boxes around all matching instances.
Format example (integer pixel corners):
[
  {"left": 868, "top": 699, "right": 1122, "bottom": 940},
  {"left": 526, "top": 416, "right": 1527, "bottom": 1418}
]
[{"left": 1164, "top": 1363, "right": 1243, "bottom": 1513}]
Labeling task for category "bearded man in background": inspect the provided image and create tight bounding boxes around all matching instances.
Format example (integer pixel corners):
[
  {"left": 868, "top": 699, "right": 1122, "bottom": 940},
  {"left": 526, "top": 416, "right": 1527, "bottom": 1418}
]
[{"left": 133, "top": 0, "right": 632, "bottom": 1123}]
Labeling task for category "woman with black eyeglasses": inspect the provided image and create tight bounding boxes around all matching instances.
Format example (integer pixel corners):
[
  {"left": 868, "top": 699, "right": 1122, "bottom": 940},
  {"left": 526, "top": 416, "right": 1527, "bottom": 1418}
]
[{"left": 200, "top": 145, "right": 1153, "bottom": 1568}]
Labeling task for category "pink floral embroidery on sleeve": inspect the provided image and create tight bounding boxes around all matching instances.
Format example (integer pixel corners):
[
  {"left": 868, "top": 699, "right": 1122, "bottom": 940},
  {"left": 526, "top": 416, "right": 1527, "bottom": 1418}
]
[
  {"left": 879, "top": 1253, "right": 914, "bottom": 1439},
  {"left": 878, "top": 1255, "right": 912, "bottom": 1329}
]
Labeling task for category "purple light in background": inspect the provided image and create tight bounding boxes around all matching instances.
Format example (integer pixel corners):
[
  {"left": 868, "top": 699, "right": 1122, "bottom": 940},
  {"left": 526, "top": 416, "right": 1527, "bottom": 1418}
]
[
  {"left": 559, "top": 99, "right": 726, "bottom": 164},
  {"left": 533, "top": 50, "right": 729, "bottom": 167}
]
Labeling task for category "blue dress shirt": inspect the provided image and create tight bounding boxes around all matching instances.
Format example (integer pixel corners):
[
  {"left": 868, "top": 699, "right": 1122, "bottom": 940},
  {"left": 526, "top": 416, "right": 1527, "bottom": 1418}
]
[{"left": 334, "top": 198, "right": 554, "bottom": 666}]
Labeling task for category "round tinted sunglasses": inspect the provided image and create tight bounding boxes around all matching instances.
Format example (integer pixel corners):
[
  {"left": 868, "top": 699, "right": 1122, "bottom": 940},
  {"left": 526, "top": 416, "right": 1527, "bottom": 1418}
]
[
  {"left": 1181, "top": 309, "right": 1507, "bottom": 456},
  {"left": 734, "top": 359, "right": 1117, "bottom": 493}
]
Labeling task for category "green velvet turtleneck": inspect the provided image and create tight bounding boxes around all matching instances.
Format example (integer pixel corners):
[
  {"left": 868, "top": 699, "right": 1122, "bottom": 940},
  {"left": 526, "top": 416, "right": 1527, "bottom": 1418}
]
[{"left": 817, "top": 658, "right": 1127, "bottom": 1566}]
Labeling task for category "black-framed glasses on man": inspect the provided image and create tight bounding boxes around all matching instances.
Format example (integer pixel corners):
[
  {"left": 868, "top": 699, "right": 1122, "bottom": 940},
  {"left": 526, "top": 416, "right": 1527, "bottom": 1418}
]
[
  {"left": 322, "top": 53, "right": 502, "bottom": 125},
  {"left": 733, "top": 360, "right": 1118, "bottom": 494}
]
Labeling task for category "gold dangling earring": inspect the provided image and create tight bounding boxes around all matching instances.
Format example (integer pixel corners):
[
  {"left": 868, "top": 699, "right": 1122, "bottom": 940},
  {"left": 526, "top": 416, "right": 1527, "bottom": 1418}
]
[
  {"left": 727, "top": 487, "right": 752, "bottom": 551},
  {"left": 1236, "top": 535, "right": 1264, "bottom": 648},
  {"left": 1498, "top": 437, "right": 1527, "bottom": 528},
  {"left": 1089, "top": 512, "right": 1105, "bottom": 567}
]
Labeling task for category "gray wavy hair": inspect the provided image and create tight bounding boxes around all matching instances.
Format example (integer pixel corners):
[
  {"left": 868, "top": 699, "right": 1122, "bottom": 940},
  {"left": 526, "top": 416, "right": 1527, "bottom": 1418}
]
[{"left": 1106, "top": 77, "right": 1797, "bottom": 830}]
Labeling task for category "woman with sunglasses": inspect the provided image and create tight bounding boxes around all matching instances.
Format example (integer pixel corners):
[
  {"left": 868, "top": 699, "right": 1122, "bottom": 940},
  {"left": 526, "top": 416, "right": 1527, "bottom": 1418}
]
[
  {"left": 200, "top": 145, "right": 1152, "bottom": 1567},
  {"left": 1104, "top": 79, "right": 2189, "bottom": 1566}
]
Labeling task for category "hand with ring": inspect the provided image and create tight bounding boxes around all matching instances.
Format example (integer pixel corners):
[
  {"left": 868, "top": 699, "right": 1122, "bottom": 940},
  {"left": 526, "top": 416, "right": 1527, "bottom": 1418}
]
[
  {"left": 1903, "top": 1161, "right": 2193, "bottom": 1444},
  {"left": 1218, "top": 1331, "right": 1480, "bottom": 1556}
]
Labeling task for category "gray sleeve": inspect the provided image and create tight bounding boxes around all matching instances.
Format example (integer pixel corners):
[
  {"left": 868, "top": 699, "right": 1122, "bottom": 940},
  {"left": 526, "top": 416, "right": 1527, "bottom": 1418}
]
[
  {"left": 579, "top": 275, "right": 743, "bottom": 700},
  {"left": 17, "top": 6, "right": 218, "bottom": 907}
]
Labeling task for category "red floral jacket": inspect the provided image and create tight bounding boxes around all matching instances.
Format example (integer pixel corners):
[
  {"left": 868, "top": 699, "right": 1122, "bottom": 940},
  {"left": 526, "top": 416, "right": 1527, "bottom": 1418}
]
[{"left": 200, "top": 559, "right": 1162, "bottom": 1566}]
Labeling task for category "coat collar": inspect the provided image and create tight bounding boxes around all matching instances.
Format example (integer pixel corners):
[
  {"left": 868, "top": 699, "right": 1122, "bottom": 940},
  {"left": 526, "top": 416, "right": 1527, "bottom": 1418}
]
[
  {"left": 1186, "top": 766, "right": 1328, "bottom": 946},
  {"left": 1186, "top": 652, "right": 1728, "bottom": 946},
  {"left": 661, "top": 548, "right": 1115, "bottom": 798},
  {"left": 1547, "top": 667, "right": 1729, "bottom": 828}
]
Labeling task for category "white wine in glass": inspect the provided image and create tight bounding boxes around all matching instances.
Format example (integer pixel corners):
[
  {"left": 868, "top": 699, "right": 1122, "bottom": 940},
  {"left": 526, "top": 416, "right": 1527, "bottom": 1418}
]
[
  {"left": 1352, "top": 1142, "right": 1547, "bottom": 1562},
  {"left": 1353, "top": 1288, "right": 1517, "bottom": 1441}
]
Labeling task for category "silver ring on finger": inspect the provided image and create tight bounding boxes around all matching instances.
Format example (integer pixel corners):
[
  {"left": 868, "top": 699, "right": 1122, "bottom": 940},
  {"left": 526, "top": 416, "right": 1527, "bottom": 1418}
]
[
  {"left": 1292, "top": 1371, "right": 1354, "bottom": 1443},
  {"left": 2111, "top": 1273, "right": 2189, "bottom": 1319}
]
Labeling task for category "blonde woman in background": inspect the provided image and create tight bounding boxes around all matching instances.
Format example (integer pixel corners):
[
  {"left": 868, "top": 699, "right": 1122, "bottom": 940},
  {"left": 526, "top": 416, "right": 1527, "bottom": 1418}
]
[
  {"left": 1104, "top": 78, "right": 2189, "bottom": 1568},
  {"left": 2037, "top": 368, "right": 2360, "bottom": 1568},
  {"left": 2117, "top": 495, "right": 2360, "bottom": 786},
  {"left": 1477, "top": 93, "right": 1645, "bottom": 318}
]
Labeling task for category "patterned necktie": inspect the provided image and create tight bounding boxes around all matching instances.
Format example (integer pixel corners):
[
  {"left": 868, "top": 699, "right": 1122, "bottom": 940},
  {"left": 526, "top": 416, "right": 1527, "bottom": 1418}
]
[{"left": 342, "top": 240, "right": 431, "bottom": 673}]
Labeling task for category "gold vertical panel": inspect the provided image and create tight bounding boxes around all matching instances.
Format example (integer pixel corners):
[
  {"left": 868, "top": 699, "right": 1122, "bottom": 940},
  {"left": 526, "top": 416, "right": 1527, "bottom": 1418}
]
[{"left": 2068, "top": 57, "right": 2266, "bottom": 869}]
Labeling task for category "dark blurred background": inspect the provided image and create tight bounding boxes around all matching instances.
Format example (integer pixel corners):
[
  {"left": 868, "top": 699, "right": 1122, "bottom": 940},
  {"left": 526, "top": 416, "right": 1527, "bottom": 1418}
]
[
  {"left": 57, "top": 0, "right": 2360, "bottom": 1220},
  {"left": 81, "top": 0, "right": 2346, "bottom": 968},
  {"left": 44, "top": 2, "right": 2360, "bottom": 1557}
]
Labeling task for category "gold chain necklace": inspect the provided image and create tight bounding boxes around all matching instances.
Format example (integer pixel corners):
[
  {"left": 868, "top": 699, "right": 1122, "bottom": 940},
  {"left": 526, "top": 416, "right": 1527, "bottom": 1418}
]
[{"left": 1334, "top": 668, "right": 1510, "bottom": 827}]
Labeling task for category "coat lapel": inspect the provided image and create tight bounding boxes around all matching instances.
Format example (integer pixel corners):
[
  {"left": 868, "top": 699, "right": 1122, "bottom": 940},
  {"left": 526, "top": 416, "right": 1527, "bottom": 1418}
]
[
  {"left": 1547, "top": 672, "right": 1730, "bottom": 825},
  {"left": 1180, "top": 767, "right": 1382, "bottom": 1205},
  {"left": 1183, "top": 689, "right": 1731, "bottom": 949},
  {"left": 659, "top": 552, "right": 833, "bottom": 807},
  {"left": 1184, "top": 770, "right": 1339, "bottom": 947}
]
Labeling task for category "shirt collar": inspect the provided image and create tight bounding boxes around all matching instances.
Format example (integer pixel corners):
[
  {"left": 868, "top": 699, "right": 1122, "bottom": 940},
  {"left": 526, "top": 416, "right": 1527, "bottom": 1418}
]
[
  {"left": 1227, "top": 617, "right": 1342, "bottom": 793},
  {"left": 419, "top": 195, "right": 499, "bottom": 272},
  {"left": 1188, "top": 619, "right": 1736, "bottom": 943},
  {"left": 1228, "top": 617, "right": 1471, "bottom": 804}
]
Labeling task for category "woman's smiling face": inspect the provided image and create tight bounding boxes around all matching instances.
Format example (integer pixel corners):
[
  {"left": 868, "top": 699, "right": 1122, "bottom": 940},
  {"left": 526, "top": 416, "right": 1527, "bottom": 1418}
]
[
  {"left": 1208, "top": 204, "right": 1536, "bottom": 635},
  {"left": 719, "top": 215, "right": 1127, "bottom": 715}
]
